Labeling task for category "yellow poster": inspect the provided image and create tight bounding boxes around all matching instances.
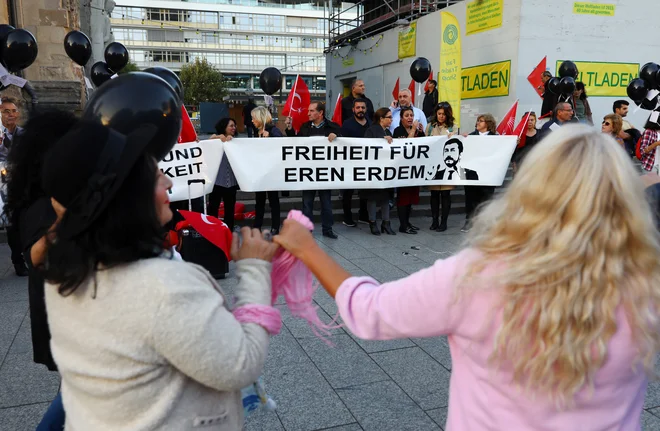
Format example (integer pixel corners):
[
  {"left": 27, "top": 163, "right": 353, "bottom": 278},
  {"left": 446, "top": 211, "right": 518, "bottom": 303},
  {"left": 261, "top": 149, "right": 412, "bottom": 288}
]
[
  {"left": 573, "top": 2, "right": 615, "bottom": 16},
  {"left": 554, "top": 61, "right": 638, "bottom": 97},
  {"left": 461, "top": 60, "right": 511, "bottom": 100},
  {"left": 466, "top": 0, "right": 503, "bottom": 35},
  {"left": 439, "top": 12, "right": 461, "bottom": 127},
  {"left": 398, "top": 22, "right": 416, "bottom": 59},
  {"left": 342, "top": 58, "right": 354, "bottom": 68}
]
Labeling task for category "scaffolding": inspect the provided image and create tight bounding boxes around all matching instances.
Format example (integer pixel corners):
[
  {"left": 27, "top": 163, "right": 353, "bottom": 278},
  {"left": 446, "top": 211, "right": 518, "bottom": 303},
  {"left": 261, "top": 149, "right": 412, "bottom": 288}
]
[{"left": 326, "top": 0, "right": 464, "bottom": 51}]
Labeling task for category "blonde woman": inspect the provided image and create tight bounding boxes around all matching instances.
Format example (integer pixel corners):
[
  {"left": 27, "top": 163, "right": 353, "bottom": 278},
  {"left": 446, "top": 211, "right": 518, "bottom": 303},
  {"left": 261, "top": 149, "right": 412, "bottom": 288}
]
[
  {"left": 274, "top": 125, "right": 660, "bottom": 430},
  {"left": 251, "top": 106, "right": 283, "bottom": 234}
]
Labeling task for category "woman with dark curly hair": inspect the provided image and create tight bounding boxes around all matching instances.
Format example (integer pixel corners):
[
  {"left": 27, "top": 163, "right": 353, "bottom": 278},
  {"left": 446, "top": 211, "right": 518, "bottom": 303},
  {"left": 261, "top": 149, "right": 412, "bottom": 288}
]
[{"left": 426, "top": 102, "right": 456, "bottom": 232}]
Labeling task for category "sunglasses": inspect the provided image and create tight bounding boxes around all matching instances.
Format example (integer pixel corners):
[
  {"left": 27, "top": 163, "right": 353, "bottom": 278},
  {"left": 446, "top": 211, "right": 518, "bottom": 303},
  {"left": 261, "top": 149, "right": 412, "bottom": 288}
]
[
  {"left": 602, "top": 121, "right": 611, "bottom": 126},
  {"left": 384, "top": 115, "right": 392, "bottom": 119}
]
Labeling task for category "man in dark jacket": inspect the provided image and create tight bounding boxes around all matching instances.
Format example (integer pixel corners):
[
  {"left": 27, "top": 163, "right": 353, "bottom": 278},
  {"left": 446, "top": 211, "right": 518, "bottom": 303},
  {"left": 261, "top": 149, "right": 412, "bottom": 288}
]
[
  {"left": 285, "top": 102, "right": 341, "bottom": 238},
  {"left": 540, "top": 71, "right": 558, "bottom": 120},
  {"left": 422, "top": 80, "right": 438, "bottom": 119},
  {"left": 340, "top": 79, "right": 375, "bottom": 124},
  {"left": 242, "top": 99, "right": 257, "bottom": 137},
  {"left": 339, "top": 99, "right": 370, "bottom": 227}
]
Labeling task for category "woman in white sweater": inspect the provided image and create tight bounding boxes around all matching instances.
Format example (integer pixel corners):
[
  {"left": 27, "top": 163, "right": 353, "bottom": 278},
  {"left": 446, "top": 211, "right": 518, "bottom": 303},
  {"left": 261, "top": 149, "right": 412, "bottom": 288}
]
[{"left": 38, "top": 121, "right": 278, "bottom": 430}]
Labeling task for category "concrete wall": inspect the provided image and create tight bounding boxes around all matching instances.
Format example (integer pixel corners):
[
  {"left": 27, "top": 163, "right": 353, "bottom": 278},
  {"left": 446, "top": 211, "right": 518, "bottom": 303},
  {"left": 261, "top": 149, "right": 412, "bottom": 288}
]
[{"left": 326, "top": 0, "right": 658, "bottom": 132}]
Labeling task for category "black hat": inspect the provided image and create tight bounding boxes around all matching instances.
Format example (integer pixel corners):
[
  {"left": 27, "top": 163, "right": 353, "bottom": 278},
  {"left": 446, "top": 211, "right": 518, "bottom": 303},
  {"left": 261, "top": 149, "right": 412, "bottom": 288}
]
[{"left": 42, "top": 121, "right": 159, "bottom": 239}]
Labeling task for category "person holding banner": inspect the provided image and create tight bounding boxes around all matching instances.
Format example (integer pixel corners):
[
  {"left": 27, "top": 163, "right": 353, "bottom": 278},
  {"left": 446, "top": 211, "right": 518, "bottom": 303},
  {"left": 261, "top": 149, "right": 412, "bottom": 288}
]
[
  {"left": 393, "top": 107, "right": 424, "bottom": 234},
  {"left": 389, "top": 89, "right": 427, "bottom": 134},
  {"left": 209, "top": 118, "right": 239, "bottom": 230},
  {"left": 251, "top": 106, "right": 283, "bottom": 234},
  {"left": 512, "top": 112, "right": 540, "bottom": 173},
  {"left": 273, "top": 125, "right": 660, "bottom": 431},
  {"left": 426, "top": 102, "right": 456, "bottom": 232}
]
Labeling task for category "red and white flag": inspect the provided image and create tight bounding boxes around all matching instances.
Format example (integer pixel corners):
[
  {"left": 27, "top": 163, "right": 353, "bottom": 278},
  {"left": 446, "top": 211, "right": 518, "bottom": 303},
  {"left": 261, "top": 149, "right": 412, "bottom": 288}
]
[
  {"left": 528, "top": 57, "right": 547, "bottom": 98},
  {"left": 424, "top": 69, "right": 434, "bottom": 92},
  {"left": 177, "top": 210, "right": 233, "bottom": 260},
  {"left": 408, "top": 79, "right": 416, "bottom": 105},
  {"left": 331, "top": 93, "right": 343, "bottom": 126},
  {"left": 178, "top": 105, "right": 198, "bottom": 143},
  {"left": 392, "top": 78, "right": 400, "bottom": 101},
  {"left": 513, "top": 111, "right": 532, "bottom": 148},
  {"left": 282, "top": 75, "right": 311, "bottom": 133},
  {"left": 497, "top": 100, "right": 519, "bottom": 135}
]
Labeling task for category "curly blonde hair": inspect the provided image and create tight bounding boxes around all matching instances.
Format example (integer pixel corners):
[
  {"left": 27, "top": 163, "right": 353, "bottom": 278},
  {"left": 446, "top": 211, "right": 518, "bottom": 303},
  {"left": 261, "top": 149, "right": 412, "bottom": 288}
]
[{"left": 464, "top": 125, "right": 660, "bottom": 406}]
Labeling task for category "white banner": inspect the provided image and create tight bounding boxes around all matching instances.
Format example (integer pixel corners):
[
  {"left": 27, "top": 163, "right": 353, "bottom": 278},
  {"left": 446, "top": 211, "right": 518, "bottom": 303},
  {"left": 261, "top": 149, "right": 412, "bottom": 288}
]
[
  {"left": 158, "top": 140, "right": 224, "bottom": 202},
  {"left": 161, "top": 136, "right": 516, "bottom": 199},
  {"left": 223, "top": 135, "right": 516, "bottom": 192}
]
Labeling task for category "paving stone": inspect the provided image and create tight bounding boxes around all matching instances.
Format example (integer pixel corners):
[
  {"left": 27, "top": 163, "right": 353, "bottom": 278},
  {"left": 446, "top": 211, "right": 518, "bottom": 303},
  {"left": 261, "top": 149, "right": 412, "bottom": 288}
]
[
  {"left": 396, "top": 261, "right": 433, "bottom": 275},
  {"left": 370, "top": 347, "right": 450, "bottom": 410},
  {"left": 346, "top": 331, "right": 416, "bottom": 354},
  {"left": 0, "top": 278, "right": 29, "bottom": 303},
  {"left": 349, "top": 258, "right": 408, "bottom": 283},
  {"left": 426, "top": 407, "right": 448, "bottom": 430},
  {"left": 0, "top": 353, "right": 60, "bottom": 408},
  {"left": 8, "top": 313, "right": 32, "bottom": 356},
  {"left": 336, "top": 380, "right": 440, "bottom": 431},
  {"left": 365, "top": 246, "right": 424, "bottom": 267},
  {"left": 276, "top": 304, "right": 344, "bottom": 339},
  {"left": 0, "top": 301, "right": 28, "bottom": 364},
  {"left": 645, "top": 381, "right": 660, "bottom": 409},
  {"left": 315, "top": 423, "right": 363, "bottom": 430},
  {"left": 0, "top": 402, "right": 50, "bottom": 431},
  {"left": 244, "top": 407, "right": 284, "bottom": 431},
  {"left": 411, "top": 337, "right": 452, "bottom": 371},
  {"left": 643, "top": 409, "right": 660, "bottom": 430}
]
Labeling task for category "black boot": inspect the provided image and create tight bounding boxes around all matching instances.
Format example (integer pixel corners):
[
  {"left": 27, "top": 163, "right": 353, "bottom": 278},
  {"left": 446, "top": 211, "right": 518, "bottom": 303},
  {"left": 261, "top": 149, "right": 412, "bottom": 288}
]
[
  {"left": 430, "top": 191, "right": 439, "bottom": 230},
  {"left": 437, "top": 190, "right": 451, "bottom": 232},
  {"left": 407, "top": 205, "right": 419, "bottom": 230},
  {"left": 369, "top": 221, "right": 381, "bottom": 236},
  {"left": 381, "top": 220, "right": 396, "bottom": 235},
  {"left": 398, "top": 206, "right": 417, "bottom": 234}
]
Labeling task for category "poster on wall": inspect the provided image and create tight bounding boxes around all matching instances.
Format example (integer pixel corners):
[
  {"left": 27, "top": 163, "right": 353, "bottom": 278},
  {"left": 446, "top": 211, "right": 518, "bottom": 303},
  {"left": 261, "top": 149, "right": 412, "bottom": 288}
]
[
  {"left": 439, "top": 12, "right": 462, "bottom": 128},
  {"left": 466, "top": 0, "right": 503, "bottom": 35},
  {"left": 573, "top": 2, "right": 615, "bottom": 16},
  {"left": 398, "top": 22, "right": 417, "bottom": 59},
  {"left": 461, "top": 60, "right": 511, "bottom": 100},
  {"left": 554, "top": 61, "right": 638, "bottom": 97}
]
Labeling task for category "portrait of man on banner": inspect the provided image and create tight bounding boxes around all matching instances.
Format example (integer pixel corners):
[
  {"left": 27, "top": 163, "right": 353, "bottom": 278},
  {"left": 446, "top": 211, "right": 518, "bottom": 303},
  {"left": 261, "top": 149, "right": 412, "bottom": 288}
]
[{"left": 432, "top": 137, "right": 479, "bottom": 181}]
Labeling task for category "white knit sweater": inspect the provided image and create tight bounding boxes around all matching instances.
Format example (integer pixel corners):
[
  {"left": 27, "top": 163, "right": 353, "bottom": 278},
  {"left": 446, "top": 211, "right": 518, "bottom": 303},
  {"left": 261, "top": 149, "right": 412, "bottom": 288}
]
[{"left": 45, "top": 257, "right": 272, "bottom": 430}]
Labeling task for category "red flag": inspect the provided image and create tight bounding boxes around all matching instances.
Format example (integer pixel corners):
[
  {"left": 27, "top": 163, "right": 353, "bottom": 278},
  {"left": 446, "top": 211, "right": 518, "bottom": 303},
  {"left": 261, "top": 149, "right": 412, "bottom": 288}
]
[
  {"left": 497, "top": 100, "right": 519, "bottom": 135},
  {"left": 392, "top": 78, "right": 400, "bottom": 101},
  {"left": 177, "top": 210, "right": 233, "bottom": 260},
  {"left": 513, "top": 111, "right": 532, "bottom": 148},
  {"left": 424, "top": 69, "right": 434, "bottom": 92},
  {"left": 178, "top": 105, "right": 198, "bottom": 143},
  {"left": 282, "top": 75, "right": 311, "bottom": 133},
  {"left": 331, "top": 93, "right": 343, "bottom": 126},
  {"left": 408, "top": 79, "right": 416, "bottom": 105},
  {"left": 528, "top": 57, "right": 547, "bottom": 98}
]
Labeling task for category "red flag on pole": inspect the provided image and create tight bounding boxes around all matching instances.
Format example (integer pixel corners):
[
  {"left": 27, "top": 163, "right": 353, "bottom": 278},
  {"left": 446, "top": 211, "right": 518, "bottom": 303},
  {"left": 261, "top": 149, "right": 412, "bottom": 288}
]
[
  {"left": 331, "top": 93, "right": 343, "bottom": 126},
  {"left": 282, "top": 75, "right": 311, "bottom": 133},
  {"left": 497, "top": 100, "right": 519, "bottom": 135},
  {"left": 178, "top": 105, "right": 198, "bottom": 143},
  {"left": 408, "top": 79, "right": 416, "bottom": 105},
  {"left": 513, "top": 111, "right": 532, "bottom": 148},
  {"left": 177, "top": 210, "right": 233, "bottom": 260},
  {"left": 528, "top": 57, "right": 547, "bottom": 98},
  {"left": 424, "top": 69, "right": 434, "bottom": 92},
  {"left": 392, "top": 78, "right": 400, "bottom": 102}
]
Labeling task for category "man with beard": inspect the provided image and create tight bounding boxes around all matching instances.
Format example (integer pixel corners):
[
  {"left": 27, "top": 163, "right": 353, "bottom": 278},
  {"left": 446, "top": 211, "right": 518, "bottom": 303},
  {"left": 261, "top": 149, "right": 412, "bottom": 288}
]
[
  {"left": 614, "top": 100, "right": 641, "bottom": 157},
  {"left": 340, "top": 99, "right": 371, "bottom": 226},
  {"left": 341, "top": 79, "right": 375, "bottom": 124},
  {"left": 433, "top": 137, "right": 479, "bottom": 181}
]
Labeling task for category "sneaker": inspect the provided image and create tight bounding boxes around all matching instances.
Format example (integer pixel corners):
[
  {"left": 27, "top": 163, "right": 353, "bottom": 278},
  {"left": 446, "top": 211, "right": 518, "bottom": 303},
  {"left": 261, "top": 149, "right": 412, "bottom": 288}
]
[
  {"left": 460, "top": 221, "right": 470, "bottom": 233},
  {"left": 343, "top": 220, "right": 357, "bottom": 227}
]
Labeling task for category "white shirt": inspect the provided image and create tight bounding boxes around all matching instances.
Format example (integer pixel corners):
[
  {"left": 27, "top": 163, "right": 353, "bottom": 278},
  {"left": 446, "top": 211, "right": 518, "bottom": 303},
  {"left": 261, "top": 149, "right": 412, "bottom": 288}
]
[{"left": 389, "top": 105, "right": 428, "bottom": 133}]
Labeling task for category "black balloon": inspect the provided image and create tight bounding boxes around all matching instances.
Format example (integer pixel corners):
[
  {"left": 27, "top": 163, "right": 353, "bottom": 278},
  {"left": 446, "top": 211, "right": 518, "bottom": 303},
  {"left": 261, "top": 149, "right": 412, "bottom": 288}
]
[
  {"left": 259, "top": 67, "right": 282, "bottom": 95},
  {"left": 0, "top": 24, "right": 14, "bottom": 42},
  {"left": 547, "top": 77, "right": 561, "bottom": 94},
  {"left": 558, "top": 61, "right": 578, "bottom": 79},
  {"left": 64, "top": 30, "right": 92, "bottom": 67},
  {"left": 83, "top": 72, "right": 181, "bottom": 161},
  {"left": 144, "top": 66, "right": 184, "bottom": 102},
  {"left": 90, "top": 61, "right": 114, "bottom": 87},
  {"left": 627, "top": 78, "right": 649, "bottom": 101},
  {"left": 1, "top": 29, "right": 38, "bottom": 72},
  {"left": 638, "top": 96, "right": 659, "bottom": 110},
  {"left": 640, "top": 62, "right": 660, "bottom": 87},
  {"left": 559, "top": 76, "right": 576, "bottom": 94},
  {"left": 104, "top": 42, "right": 129, "bottom": 72},
  {"left": 410, "top": 57, "right": 432, "bottom": 83}
]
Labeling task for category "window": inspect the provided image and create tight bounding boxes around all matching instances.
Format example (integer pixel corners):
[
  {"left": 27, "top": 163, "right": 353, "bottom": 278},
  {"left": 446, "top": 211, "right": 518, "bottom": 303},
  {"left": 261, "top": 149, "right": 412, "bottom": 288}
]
[{"left": 113, "top": 6, "right": 143, "bottom": 20}]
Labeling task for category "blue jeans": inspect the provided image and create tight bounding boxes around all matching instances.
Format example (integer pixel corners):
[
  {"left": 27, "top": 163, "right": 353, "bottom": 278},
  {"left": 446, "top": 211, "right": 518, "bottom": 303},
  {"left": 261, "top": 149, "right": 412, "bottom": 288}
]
[
  {"left": 37, "top": 392, "right": 65, "bottom": 430},
  {"left": 302, "top": 190, "right": 333, "bottom": 233}
]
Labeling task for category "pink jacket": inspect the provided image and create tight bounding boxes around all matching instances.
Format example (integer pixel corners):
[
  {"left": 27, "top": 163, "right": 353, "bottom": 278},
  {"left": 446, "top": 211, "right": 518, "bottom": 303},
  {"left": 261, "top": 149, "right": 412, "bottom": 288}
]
[{"left": 335, "top": 249, "right": 647, "bottom": 430}]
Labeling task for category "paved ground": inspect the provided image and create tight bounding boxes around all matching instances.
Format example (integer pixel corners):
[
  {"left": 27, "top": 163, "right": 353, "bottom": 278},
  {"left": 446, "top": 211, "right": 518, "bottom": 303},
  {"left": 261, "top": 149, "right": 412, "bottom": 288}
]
[{"left": 2, "top": 214, "right": 660, "bottom": 430}]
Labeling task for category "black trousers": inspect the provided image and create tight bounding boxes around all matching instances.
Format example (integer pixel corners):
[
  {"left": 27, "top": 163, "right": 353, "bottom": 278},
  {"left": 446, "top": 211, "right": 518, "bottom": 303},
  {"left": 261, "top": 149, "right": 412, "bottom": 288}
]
[
  {"left": 464, "top": 186, "right": 495, "bottom": 220},
  {"left": 6, "top": 223, "right": 25, "bottom": 265},
  {"left": 254, "top": 191, "right": 281, "bottom": 230},
  {"left": 341, "top": 190, "right": 368, "bottom": 223},
  {"left": 430, "top": 190, "right": 451, "bottom": 222},
  {"left": 208, "top": 185, "right": 238, "bottom": 231}
]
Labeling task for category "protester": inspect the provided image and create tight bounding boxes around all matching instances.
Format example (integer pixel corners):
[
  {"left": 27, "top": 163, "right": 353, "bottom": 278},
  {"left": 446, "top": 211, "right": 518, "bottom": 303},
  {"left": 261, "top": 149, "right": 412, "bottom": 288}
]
[
  {"left": 363, "top": 107, "right": 395, "bottom": 235},
  {"left": 540, "top": 102, "right": 573, "bottom": 135},
  {"left": 251, "top": 106, "right": 283, "bottom": 234},
  {"left": 242, "top": 98, "right": 257, "bottom": 138},
  {"left": 389, "top": 89, "right": 427, "bottom": 134},
  {"left": 340, "top": 98, "right": 371, "bottom": 228},
  {"left": 614, "top": 100, "right": 641, "bottom": 157},
  {"left": 572, "top": 82, "right": 593, "bottom": 125},
  {"left": 422, "top": 79, "right": 438, "bottom": 119},
  {"left": 426, "top": 102, "right": 455, "bottom": 232},
  {"left": 274, "top": 124, "right": 660, "bottom": 431},
  {"left": 602, "top": 114, "right": 624, "bottom": 146},
  {"left": 540, "top": 71, "right": 558, "bottom": 119},
  {"left": 392, "top": 107, "right": 424, "bottom": 234},
  {"left": 39, "top": 121, "right": 277, "bottom": 430},
  {"left": 640, "top": 116, "right": 660, "bottom": 174},
  {"left": 286, "top": 102, "right": 341, "bottom": 239},
  {"left": 463, "top": 113, "right": 497, "bottom": 233},
  {"left": 208, "top": 117, "right": 239, "bottom": 230},
  {"left": 512, "top": 112, "right": 540, "bottom": 173},
  {"left": 0, "top": 96, "right": 27, "bottom": 276},
  {"left": 340, "top": 79, "right": 375, "bottom": 124}
]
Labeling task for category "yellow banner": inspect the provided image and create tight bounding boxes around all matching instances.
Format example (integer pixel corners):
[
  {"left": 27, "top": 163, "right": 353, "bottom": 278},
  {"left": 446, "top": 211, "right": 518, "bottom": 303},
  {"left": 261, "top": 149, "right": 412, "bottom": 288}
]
[
  {"left": 439, "top": 12, "right": 461, "bottom": 128},
  {"left": 398, "top": 22, "right": 416, "bottom": 59},
  {"left": 466, "top": 0, "right": 503, "bottom": 35},
  {"left": 461, "top": 60, "right": 511, "bottom": 100},
  {"left": 573, "top": 2, "right": 615, "bottom": 16},
  {"left": 554, "top": 61, "right": 638, "bottom": 97},
  {"left": 342, "top": 58, "right": 354, "bottom": 68}
]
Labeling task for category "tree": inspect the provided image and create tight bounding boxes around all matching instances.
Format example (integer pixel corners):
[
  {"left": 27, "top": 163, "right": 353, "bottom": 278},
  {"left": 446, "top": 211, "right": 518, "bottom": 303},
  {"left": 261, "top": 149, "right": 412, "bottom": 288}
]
[
  {"left": 118, "top": 61, "right": 140, "bottom": 74},
  {"left": 179, "top": 58, "right": 227, "bottom": 106}
]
